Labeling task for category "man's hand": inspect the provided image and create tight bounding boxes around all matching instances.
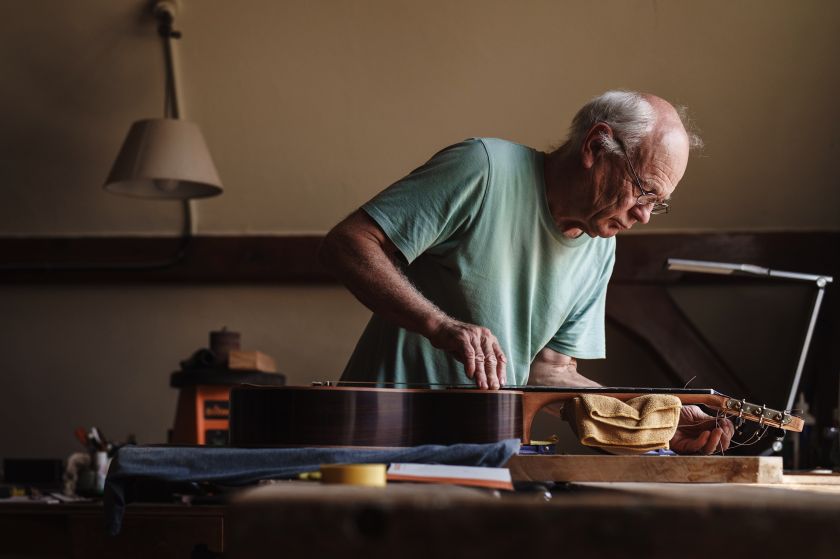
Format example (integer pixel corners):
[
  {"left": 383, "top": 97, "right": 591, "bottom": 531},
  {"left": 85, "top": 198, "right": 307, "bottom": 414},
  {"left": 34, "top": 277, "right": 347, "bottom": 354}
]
[
  {"left": 669, "top": 405, "right": 735, "bottom": 454},
  {"left": 428, "top": 318, "right": 507, "bottom": 389}
]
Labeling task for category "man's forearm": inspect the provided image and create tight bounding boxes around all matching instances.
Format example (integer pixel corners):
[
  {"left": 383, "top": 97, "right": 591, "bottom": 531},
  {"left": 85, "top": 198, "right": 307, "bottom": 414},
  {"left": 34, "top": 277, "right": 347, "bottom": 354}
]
[
  {"left": 319, "top": 219, "right": 446, "bottom": 337},
  {"left": 528, "top": 351, "right": 600, "bottom": 416},
  {"left": 528, "top": 358, "right": 601, "bottom": 388}
]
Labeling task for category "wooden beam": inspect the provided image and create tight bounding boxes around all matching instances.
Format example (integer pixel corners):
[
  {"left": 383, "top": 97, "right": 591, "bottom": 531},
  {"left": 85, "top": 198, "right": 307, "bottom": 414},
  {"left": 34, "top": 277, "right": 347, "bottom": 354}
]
[
  {"left": 0, "top": 231, "right": 836, "bottom": 284},
  {"left": 612, "top": 231, "right": 839, "bottom": 283},
  {"left": 0, "top": 235, "right": 332, "bottom": 284}
]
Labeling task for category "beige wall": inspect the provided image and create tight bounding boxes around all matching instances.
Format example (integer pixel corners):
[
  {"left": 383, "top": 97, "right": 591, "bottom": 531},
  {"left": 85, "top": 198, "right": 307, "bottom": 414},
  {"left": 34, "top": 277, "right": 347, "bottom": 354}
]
[
  {"left": 2, "top": 1, "right": 838, "bottom": 459},
  {"left": 0, "top": 286, "right": 371, "bottom": 458},
  {"left": 1, "top": 0, "right": 838, "bottom": 235}
]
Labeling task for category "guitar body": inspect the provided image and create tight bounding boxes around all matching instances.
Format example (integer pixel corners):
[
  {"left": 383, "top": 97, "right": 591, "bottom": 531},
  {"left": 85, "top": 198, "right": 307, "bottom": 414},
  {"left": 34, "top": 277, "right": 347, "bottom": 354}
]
[
  {"left": 229, "top": 385, "right": 522, "bottom": 446},
  {"left": 229, "top": 385, "right": 802, "bottom": 447}
]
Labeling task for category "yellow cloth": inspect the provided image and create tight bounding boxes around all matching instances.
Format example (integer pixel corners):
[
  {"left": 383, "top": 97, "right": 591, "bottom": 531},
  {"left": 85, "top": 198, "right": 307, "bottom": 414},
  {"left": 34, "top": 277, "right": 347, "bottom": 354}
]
[{"left": 571, "top": 394, "right": 682, "bottom": 454}]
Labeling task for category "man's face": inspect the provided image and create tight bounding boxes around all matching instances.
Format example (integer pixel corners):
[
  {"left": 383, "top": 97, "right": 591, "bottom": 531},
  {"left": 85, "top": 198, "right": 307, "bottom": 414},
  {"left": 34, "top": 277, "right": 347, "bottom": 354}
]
[{"left": 583, "top": 130, "right": 689, "bottom": 238}]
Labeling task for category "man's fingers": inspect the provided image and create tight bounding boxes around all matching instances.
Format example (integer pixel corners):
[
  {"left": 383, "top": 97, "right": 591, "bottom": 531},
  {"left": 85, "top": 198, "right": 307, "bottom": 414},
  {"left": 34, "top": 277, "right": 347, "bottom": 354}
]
[
  {"left": 481, "top": 336, "right": 500, "bottom": 389},
  {"left": 492, "top": 341, "right": 507, "bottom": 387},
  {"left": 473, "top": 366, "right": 488, "bottom": 389},
  {"left": 719, "top": 420, "right": 735, "bottom": 451},
  {"left": 702, "top": 428, "right": 723, "bottom": 454},
  {"left": 498, "top": 357, "right": 507, "bottom": 387},
  {"left": 683, "top": 430, "right": 710, "bottom": 453},
  {"left": 462, "top": 345, "right": 476, "bottom": 379}
]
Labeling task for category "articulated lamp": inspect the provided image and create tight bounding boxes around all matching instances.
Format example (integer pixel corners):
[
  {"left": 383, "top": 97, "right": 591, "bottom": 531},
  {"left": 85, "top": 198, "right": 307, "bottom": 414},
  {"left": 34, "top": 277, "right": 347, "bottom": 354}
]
[
  {"left": 0, "top": 1, "right": 218, "bottom": 274},
  {"left": 104, "top": 0, "right": 222, "bottom": 200},
  {"left": 666, "top": 258, "right": 833, "bottom": 412}
]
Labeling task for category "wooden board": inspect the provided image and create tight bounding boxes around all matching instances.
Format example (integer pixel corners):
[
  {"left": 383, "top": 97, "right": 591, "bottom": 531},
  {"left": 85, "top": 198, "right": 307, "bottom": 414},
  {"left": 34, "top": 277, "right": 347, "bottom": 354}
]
[
  {"left": 775, "top": 472, "right": 840, "bottom": 494},
  {"left": 507, "top": 454, "right": 783, "bottom": 483},
  {"left": 229, "top": 350, "right": 277, "bottom": 373},
  {"left": 782, "top": 472, "right": 840, "bottom": 485}
]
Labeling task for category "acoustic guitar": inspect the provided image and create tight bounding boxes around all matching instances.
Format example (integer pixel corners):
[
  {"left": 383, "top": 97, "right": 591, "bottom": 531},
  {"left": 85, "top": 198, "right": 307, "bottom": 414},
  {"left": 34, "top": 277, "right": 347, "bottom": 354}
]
[{"left": 229, "top": 384, "right": 803, "bottom": 447}]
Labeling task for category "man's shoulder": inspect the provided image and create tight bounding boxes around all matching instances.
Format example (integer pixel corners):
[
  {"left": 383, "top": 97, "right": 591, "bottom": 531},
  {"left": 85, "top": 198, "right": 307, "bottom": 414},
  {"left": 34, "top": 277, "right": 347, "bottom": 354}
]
[
  {"left": 469, "top": 137, "right": 536, "bottom": 157},
  {"left": 435, "top": 138, "right": 535, "bottom": 166},
  {"left": 466, "top": 138, "right": 539, "bottom": 179}
]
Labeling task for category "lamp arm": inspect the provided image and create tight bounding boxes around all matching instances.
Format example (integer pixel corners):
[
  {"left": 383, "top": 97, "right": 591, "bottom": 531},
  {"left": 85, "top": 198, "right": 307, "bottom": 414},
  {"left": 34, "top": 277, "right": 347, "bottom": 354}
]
[
  {"left": 667, "top": 258, "right": 833, "bottom": 284},
  {"left": 156, "top": 2, "right": 182, "bottom": 119},
  {"left": 769, "top": 270, "right": 833, "bottom": 285},
  {"left": 785, "top": 285, "right": 828, "bottom": 411}
]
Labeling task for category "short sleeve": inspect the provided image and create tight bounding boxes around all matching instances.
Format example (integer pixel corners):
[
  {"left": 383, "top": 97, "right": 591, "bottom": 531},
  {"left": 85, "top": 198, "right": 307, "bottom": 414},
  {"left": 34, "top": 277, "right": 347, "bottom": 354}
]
[
  {"left": 545, "top": 245, "right": 616, "bottom": 359},
  {"left": 361, "top": 139, "right": 490, "bottom": 264}
]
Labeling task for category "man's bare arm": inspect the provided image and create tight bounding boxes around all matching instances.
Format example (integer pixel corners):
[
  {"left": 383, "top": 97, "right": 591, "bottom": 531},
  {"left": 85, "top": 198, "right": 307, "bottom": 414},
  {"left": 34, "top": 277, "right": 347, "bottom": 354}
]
[
  {"left": 527, "top": 348, "right": 601, "bottom": 388},
  {"left": 319, "top": 209, "right": 506, "bottom": 388},
  {"left": 527, "top": 348, "right": 599, "bottom": 416}
]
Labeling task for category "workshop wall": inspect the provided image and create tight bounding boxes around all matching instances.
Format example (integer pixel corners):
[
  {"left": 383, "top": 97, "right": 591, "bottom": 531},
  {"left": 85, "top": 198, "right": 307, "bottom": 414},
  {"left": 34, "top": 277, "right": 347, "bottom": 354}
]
[
  {"left": 2, "top": 0, "right": 838, "bottom": 235},
  {"left": 1, "top": 0, "right": 838, "bottom": 459}
]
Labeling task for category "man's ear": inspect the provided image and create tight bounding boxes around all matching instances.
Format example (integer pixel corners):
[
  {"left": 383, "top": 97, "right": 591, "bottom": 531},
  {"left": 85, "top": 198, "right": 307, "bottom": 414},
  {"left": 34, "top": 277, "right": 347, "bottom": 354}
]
[{"left": 581, "top": 122, "right": 613, "bottom": 169}]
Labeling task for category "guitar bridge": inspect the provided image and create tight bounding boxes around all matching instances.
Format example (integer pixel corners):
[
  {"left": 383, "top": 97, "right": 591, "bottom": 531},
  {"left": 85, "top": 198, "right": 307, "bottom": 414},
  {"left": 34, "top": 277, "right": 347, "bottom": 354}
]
[{"left": 724, "top": 398, "right": 793, "bottom": 426}]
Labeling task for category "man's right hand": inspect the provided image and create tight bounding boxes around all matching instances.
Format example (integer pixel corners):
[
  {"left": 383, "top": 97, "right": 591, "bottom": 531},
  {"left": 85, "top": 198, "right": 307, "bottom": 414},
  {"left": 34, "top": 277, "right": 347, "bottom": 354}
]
[{"left": 428, "top": 318, "right": 507, "bottom": 389}]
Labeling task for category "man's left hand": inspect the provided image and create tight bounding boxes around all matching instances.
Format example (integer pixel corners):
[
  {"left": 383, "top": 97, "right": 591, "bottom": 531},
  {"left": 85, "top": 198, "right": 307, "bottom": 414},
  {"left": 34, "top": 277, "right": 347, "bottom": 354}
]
[{"left": 669, "top": 405, "right": 735, "bottom": 454}]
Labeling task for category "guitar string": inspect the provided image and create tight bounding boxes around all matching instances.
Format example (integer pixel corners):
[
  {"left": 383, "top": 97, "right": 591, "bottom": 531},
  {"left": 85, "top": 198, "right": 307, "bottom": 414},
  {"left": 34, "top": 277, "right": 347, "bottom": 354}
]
[
  {"left": 713, "top": 408, "right": 773, "bottom": 453},
  {"left": 713, "top": 410, "right": 726, "bottom": 456}
]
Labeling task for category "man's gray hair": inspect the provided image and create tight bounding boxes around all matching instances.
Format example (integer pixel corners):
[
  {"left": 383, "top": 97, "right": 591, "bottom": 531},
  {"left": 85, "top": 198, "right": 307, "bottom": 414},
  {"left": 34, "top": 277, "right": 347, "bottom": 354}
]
[
  {"left": 567, "top": 91, "right": 655, "bottom": 157},
  {"left": 566, "top": 90, "right": 703, "bottom": 156}
]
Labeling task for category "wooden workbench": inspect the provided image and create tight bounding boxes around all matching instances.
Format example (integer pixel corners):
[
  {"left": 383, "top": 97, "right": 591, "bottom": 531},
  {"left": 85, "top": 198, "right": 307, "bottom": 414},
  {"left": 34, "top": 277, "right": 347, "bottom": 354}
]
[
  {"left": 228, "top": 477, "right": 839, "bottom": 558},
  {"left": 0, "top": 501, "right": 224, "bottom": 559},
  {"left": 3, "top": 467, "right": 838, "bottom": 558}
]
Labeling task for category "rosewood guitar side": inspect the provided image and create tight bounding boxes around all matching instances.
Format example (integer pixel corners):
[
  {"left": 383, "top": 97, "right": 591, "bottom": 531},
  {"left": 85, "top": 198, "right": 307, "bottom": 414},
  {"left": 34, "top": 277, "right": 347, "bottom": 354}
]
[{"left": 229, "top": 385, "right": 522, "bottom": 447}]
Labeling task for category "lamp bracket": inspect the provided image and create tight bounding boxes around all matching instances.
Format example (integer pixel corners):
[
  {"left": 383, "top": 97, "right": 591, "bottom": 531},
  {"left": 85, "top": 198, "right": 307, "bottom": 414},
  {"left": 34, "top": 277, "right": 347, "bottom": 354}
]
[{"left": 154, "top": 0, "right": 182, "bottom": 39}]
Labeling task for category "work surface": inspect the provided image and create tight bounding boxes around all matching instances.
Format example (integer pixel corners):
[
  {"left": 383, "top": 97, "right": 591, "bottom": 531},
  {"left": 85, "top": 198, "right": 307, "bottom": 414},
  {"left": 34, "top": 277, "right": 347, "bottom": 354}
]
[
  {"left": 3, "top": 464, "right": 838, "bottom": 559},
  {"left": 229, "top": 476, "right": 840, "bottom": 559}
]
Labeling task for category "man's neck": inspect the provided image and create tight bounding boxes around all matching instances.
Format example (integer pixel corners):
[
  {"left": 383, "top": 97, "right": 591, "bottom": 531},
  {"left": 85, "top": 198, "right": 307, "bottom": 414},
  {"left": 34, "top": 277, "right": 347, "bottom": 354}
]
[{"left": 543, "top": 146, "right": 590, "bottom": 238}]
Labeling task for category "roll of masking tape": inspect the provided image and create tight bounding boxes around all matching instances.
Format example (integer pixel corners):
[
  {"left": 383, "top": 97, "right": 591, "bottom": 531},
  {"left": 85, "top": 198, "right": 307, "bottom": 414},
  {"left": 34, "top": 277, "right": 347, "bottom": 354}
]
[{"left": 320, "top": 464, "right": 387, "bottom": 487}]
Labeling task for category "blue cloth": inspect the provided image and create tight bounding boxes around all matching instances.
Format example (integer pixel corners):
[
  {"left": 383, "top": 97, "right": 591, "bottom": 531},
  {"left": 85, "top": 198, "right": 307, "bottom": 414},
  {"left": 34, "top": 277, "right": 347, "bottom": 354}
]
[{"left": 104, "top": 439, "right": 520, "bottom": 535}]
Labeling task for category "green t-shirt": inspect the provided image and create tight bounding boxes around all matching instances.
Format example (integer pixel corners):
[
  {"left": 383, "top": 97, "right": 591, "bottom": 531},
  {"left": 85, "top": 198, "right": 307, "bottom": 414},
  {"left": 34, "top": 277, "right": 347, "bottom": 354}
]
[{"left": 341, "top": 138, "right": 615, "bottom": 386}]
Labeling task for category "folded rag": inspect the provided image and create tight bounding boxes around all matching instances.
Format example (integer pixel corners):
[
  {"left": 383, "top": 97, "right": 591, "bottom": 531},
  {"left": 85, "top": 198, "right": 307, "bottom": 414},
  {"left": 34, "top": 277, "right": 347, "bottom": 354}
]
[{"left": 571, "top": 394, "right": 682, "bottom": 454}]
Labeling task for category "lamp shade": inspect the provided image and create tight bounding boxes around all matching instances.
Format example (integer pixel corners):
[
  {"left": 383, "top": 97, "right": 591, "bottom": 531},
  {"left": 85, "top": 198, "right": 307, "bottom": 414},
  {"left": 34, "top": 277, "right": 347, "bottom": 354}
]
[{"left": 104, "top": 118, "right": 223, "bottom": 199}]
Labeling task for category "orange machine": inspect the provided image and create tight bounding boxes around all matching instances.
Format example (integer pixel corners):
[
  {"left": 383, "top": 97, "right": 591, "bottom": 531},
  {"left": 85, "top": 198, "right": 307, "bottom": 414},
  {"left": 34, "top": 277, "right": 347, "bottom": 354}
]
[{"left": 170, "top": 370, "right": 286, "bottom": 445}]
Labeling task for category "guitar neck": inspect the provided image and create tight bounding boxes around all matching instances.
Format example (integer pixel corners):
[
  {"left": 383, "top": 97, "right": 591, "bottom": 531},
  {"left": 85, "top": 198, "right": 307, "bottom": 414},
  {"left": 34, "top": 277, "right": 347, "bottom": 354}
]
[{"left": 512, "top": 386, "right": 803, "bottom": 433}]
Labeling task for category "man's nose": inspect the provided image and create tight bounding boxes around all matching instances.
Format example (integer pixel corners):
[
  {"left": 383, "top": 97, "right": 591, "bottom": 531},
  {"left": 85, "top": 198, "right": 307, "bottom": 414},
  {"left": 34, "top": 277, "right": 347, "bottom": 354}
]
[{"left": 633, "top": 204, "right": 652, "bottom": 225}]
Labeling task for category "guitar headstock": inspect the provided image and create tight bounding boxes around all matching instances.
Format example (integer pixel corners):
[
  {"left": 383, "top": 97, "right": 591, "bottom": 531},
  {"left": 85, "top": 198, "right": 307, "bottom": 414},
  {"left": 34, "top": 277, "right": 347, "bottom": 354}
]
[{"left": 718, "top": 398, "right": 803, "bottom": 432}]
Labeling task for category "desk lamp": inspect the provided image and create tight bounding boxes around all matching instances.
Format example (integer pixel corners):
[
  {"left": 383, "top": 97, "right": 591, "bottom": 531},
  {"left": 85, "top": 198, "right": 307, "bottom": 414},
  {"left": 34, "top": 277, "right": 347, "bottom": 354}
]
[{"left": 666, "top": 258, "right": 833, "bottom": 412}]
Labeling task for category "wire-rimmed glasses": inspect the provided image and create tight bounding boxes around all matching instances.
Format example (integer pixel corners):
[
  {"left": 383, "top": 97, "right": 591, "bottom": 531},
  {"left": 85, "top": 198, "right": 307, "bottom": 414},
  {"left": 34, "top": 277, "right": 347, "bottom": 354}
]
[{"left": 618, "top": 144, "right": 670, "bottom": 215}]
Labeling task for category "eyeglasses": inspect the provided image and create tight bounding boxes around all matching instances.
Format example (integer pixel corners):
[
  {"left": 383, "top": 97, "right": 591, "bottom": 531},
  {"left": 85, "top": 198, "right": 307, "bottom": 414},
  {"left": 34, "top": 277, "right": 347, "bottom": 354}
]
[{"left": 618, "top": 144, "right": 670, "bottom": 215}]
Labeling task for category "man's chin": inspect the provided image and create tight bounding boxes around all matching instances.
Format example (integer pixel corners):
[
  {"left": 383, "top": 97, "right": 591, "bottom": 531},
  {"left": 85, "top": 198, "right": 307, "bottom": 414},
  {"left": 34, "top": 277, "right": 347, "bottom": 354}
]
[{"left": 593, "top": 222, "right": 621, "bottom": 238}]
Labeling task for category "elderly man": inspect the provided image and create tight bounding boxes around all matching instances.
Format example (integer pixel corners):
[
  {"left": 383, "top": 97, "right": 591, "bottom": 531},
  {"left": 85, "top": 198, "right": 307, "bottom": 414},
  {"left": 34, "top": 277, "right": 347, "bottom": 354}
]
[{"left": 320, "top": 91, "right": 734, "bottom": 454}]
